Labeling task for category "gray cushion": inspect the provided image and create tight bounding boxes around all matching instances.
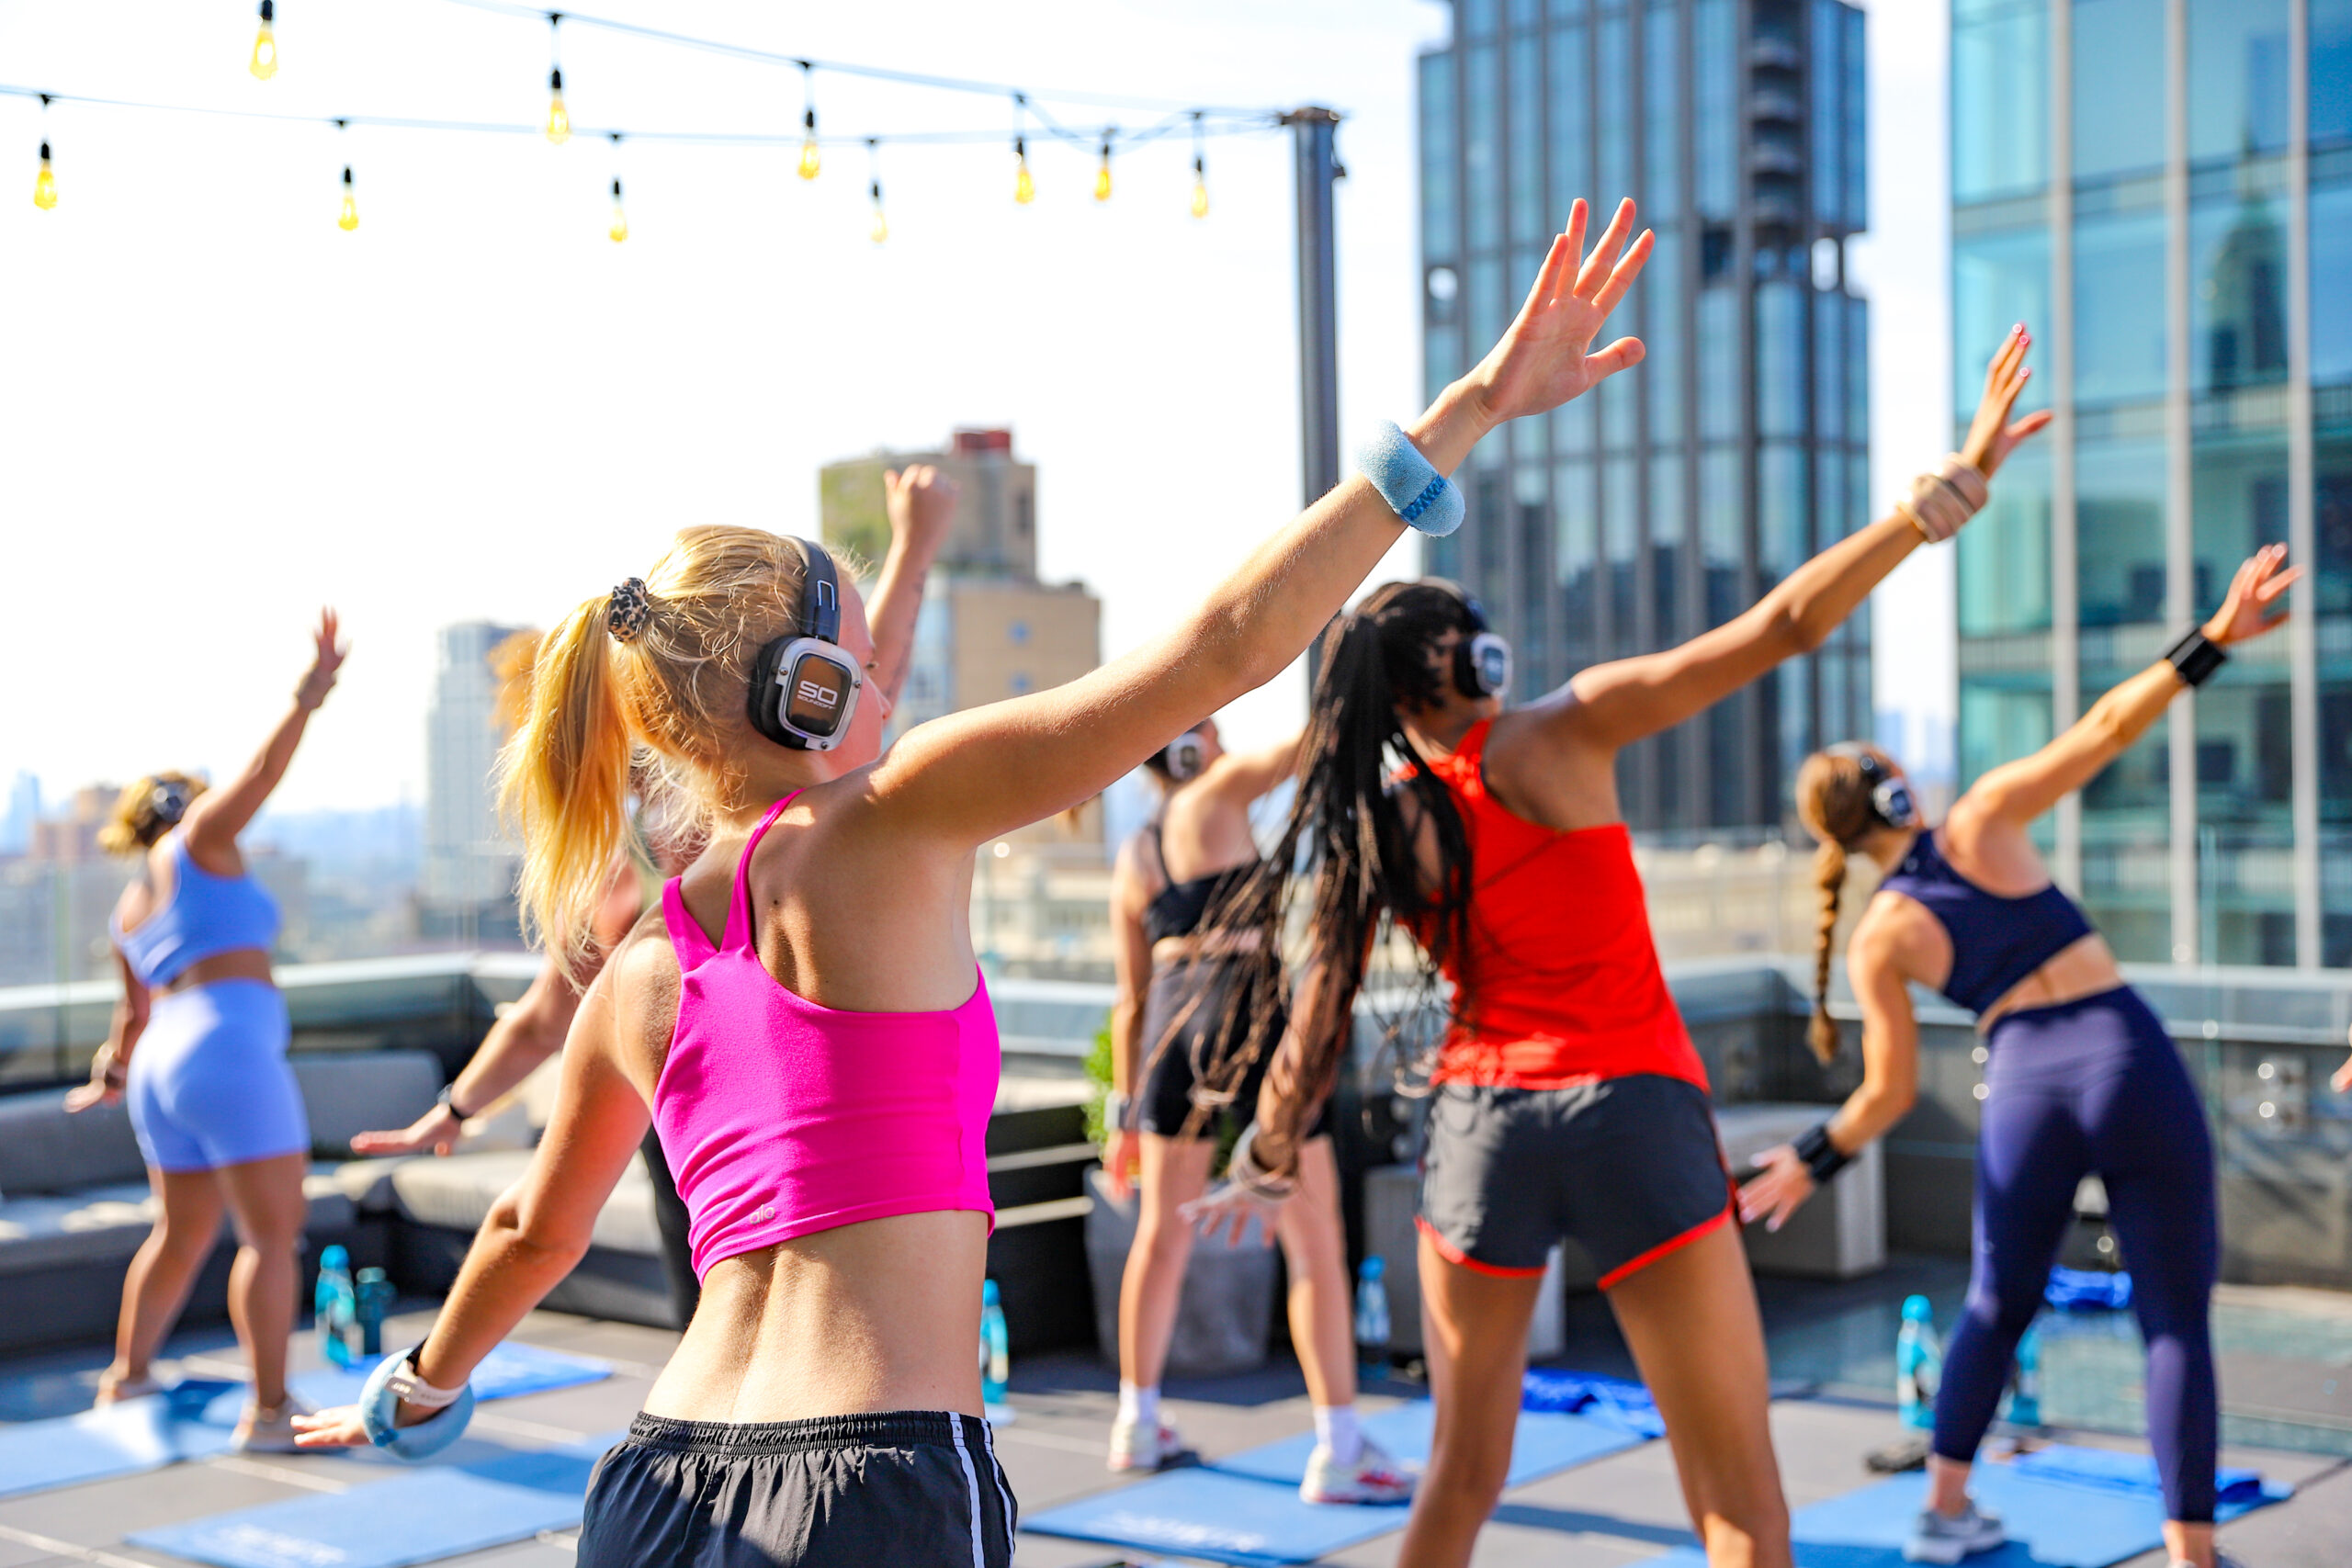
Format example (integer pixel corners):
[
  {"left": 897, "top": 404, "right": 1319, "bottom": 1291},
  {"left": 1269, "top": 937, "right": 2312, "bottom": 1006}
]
[
  {"left": 0, "top": 1090, "right": 145, "bottom": 1195},
  {"left": 290, "top": 1052, "right": 444, "bottom": 1157},
  {"left": 388, "top": 1150, "right": 662, "bottom": 1258},
  {"left": 0, "top": 1170, "right": 356, "bottom": 1277}
]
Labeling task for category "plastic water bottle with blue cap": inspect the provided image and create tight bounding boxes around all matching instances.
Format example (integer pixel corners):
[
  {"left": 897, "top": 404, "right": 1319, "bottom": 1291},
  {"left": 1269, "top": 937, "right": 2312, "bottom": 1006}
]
[
  {"left": 979, "top": 1279, "right": 1013, "bottom": 1425},
  {"left": 1355, "top": 1256, "right": 1392, "bottom": 1377},
  {"left": 355, "top": 1266, "right": 394, "bottom": 1358},
  {"left": 1897, "top": 1294, "right": 1941, "bottom": 1431},
  {"left": 315, "top": 1245, "right": 358, "bottom": 1370}
]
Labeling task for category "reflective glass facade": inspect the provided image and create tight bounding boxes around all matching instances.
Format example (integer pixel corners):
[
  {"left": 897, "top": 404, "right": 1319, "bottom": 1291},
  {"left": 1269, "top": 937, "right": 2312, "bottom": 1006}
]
[
  {"left": 1951, "top": 0, "right": 2348, "bottom": 965},
  {"left": 1421, "top": 0, "right": 1871, "bottom": 832}
]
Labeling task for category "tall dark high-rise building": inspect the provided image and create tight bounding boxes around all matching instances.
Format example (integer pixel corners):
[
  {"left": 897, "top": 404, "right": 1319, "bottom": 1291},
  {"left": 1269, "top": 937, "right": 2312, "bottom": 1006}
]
[
  {"left": 1419, "top": 0, "right": 1871, "bottom": 832},
  {"left": 1950, "top": 0, "right": 2352, "bottom": 967}
]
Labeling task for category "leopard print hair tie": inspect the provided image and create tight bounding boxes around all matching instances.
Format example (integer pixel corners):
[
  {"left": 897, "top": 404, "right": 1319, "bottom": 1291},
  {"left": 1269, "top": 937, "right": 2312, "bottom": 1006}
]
[{"left": 606, "top": 578, "right": 653, "bottom": 644}]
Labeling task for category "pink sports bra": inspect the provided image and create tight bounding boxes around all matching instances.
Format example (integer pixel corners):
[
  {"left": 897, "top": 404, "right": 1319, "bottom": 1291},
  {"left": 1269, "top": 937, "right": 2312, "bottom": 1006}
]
[{"left": 651, "top": 791, "right": 1000, "bottom": 1279}]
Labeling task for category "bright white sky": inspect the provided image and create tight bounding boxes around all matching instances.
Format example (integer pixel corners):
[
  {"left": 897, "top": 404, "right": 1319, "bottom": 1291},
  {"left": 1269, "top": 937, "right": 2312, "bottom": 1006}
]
[{"left": 0, "top": 0, "right": 1952, "bottom": 816}]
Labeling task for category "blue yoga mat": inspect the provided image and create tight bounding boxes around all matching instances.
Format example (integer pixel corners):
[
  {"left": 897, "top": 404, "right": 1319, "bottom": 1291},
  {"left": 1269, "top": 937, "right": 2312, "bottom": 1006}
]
[
  {"left": 129, "top": 1431, "right": 622, "bottom": 1568},
  {"left": 1521, "top": 1368, "right": 1668, "bottom": 1438},
  {"left": 2009, "top": 1444, "right": 2291, "bottom": 1514},
  {"left": 0, "top": 1380, "right": 241, "bottom": 1500},
  {"left": 1215, "top": 1401, "right": 1646, "bottom": 1490},
  {"left": 1030, "top": 1404, "right": 1651, "bottom": 1565},
  {"left": 197, "top": 1340, "right": 613, "bottom": 1427},
  {"left": 1640, "top": 1455, "right": 2291, "bottom": 1568}
]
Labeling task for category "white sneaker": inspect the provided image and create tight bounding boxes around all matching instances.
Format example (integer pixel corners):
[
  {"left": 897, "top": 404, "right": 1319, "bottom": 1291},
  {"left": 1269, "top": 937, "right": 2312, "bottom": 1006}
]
[
  {"left": 232, "top": 1393, "right": 316, "bottom": 1455},
  {"left": 1904, "top": 1497, "right": 2006, "bottom": 1563},
  {"left": 1107, "top": 1415, "right": 1198, "bottom": 1472},
  {"left": 1299, "top": 1435, "right": 1418, "bottom": 1505}
]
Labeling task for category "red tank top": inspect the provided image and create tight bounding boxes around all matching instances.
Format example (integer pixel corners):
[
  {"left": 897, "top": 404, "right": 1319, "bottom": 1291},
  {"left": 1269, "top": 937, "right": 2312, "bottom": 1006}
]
[{"left": 1413, "top": 719, "right": 1709, "bottom": 1091}]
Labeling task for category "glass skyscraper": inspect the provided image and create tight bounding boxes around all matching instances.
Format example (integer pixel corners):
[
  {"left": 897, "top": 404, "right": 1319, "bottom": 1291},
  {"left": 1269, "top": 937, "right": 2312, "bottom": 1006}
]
[
  {"left": 1951, "top": 0, "right": 2351, "bottom": 966},
  {"left": 1419, "top": 0, "right": 1871, "bottom": 832}
]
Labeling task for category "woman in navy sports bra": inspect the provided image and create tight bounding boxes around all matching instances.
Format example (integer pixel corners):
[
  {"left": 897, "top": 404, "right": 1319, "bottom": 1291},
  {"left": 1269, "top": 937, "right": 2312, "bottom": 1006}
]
[
  {"left": 293, "top": 197, "right": 1649, "bottom": 1565},
  {"left": 1747, "top": 547, "right": 2300, "bottom": 1568},
  {"left": 67, "top": 610, "right": 345, "bottom": 1453}
]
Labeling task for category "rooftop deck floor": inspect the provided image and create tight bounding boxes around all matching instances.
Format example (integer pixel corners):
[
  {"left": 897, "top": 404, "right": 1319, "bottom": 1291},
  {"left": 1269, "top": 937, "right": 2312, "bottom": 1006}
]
[{"left": 1, "top": 1268, "right": 2346, "bottom": 1568}]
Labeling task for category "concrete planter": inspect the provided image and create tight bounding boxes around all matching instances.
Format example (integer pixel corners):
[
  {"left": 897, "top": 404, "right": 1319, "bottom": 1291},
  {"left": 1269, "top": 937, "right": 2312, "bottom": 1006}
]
[{"left": 1083, "top": 1165, "right": 1278, "bottom": 1377}]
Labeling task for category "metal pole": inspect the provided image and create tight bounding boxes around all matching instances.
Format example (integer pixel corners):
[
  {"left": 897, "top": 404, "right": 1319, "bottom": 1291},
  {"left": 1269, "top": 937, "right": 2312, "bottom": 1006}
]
[{"left": 1284, "top": 106, "right": 1343, "bottom": 684}]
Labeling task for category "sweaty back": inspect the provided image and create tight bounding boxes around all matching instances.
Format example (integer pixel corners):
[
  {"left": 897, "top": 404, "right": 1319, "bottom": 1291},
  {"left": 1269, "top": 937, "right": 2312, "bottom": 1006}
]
[
  {"left": 651, "top": 794, "right": 1000, "bottom": 1279},
  {"left": 1415, "top": 720, "right": 1709, "bottom": 1090},
  {"left": 1879, "top": 829, "right": 2095, "bottom": 1015},
  {"left": 112, "top": 833, "right": 281, "bottom": 989}
]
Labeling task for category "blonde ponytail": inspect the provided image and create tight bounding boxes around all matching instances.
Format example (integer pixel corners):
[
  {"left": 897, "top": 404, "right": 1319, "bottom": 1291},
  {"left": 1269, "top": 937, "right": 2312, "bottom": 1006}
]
[
  {"left": 1807, "top": 839, "right": 1847, "bottom": 1064},
  {"left": 503, "top": 594, "right": 633, "bottom": 964}
]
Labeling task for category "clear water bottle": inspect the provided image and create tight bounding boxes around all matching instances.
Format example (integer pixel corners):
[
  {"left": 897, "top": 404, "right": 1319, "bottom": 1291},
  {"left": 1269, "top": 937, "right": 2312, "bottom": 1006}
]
[
  {"left": 314, "top": 1244, "right": 357, "bottom": 1370},
  {"left": 979, "top": 1279, "right": 1011, "bottom": 1407},
  {"left": 355, "top": 1267, "right": 394, "bottom": 1359},
  {"left": 2003, "top": 1318, "right": 2043, "bottom": 1429},
  {"left": 1354, "top": 1257, "right": 1392, "bottom": 1377},
  {"left": 1896, "top": 1294, "right": 1941, "bottom": 1432}
]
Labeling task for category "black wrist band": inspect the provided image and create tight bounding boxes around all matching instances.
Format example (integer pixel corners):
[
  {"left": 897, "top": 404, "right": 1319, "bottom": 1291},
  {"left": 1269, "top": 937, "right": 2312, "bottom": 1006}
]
[
  {"left": 2165, "top": 627, "right": 2228, "bottom": 688},
  {"left": 1792, "top": 1122, "right": 1852, "bottom": 1187},
  {"left": 435, "top": 1083, "right": 474, "bottom": 1121}
]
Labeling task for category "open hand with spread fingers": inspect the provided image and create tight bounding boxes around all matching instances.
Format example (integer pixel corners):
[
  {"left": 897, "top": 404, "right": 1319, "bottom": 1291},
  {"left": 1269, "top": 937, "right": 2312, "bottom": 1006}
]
[
  {"left": 2200, "top": 544, "right": 2301, "bottom": 648},
  {"left": 1959, "top": 323, "right": 2055, "bottom": 482},
  {"left": 1465, "top": 197, "right": 1654, "bottom": 427}
]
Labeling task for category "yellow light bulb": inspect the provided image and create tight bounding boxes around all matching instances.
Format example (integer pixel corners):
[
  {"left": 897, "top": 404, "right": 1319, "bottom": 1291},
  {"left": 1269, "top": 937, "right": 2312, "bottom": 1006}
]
[
  {"left": 609, "top": 204, "right": 628, "bottom": 243},
  {"left": 1191, "top": 177, "right": 1209, "bottom": 220},
  {"left": 798, "top": 137, "right": 821, "bottom": 181},
  {"left": 1094, "top": 159, "right": 1112, "bottom": 202},
  {"left": 547, "top": 94, "right": 570, "bottom": 145},
  {"left": 251, "top": 22, "right": 277, "bottom": 79},
  {"left": 870, "top": 205, "right": 888, "bottom": 244},
  {"left": 32, "top": 154, "right": 54, "bottom": 211},
  {"left": 1014, "top": 157, "right": 1035, "bottom": 206},
  {"left": 338, "top": 193, "right": 358, "bottom": 231}
]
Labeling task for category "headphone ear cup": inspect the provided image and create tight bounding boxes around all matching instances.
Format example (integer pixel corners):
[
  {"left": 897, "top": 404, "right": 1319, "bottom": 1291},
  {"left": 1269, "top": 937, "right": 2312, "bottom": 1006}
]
[
  {"left": 1164, "top": 733, "right": 1205, "bottom": 783},
  {"left": 1455, "top": 632, "right": 1511, "bottom": 699}
]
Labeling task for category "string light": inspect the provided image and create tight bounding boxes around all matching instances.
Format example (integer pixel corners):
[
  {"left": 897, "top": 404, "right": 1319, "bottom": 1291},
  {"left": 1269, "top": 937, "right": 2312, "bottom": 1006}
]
[
  {"left": 545, "top": 13, "right": 571, "bottom": 145},
  {"left": 1189, "top": 109, "right": 1208, "bottom": 219},
  {"left": 250, "top": 0, "right": 278, "bottom": 80},
  {"left": 797, "top": 61, "right": 820, "bottom": 180},
  {"left": 334, "top": 118, "right": 356, "bottom": 229},
  {"left": 1011, "top": 94, "right": 1034, "bottom": 205},
  {"left": 31, "top": 96, "right": 53, "bottom": 209},
  {"left": 1093, "top": 131, "right": 1112, "bottom": 202},
  {"left": 865, "top": 137, "right": 886, "bottom": 243},
  {"left": 607, "top": 131, "right": 627, "bottom": 240}
]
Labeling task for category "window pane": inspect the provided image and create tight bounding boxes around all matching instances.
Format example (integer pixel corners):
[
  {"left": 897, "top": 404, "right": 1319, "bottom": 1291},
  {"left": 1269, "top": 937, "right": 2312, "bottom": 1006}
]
[
  {"left": 1812, "top": 0, "right": 1846, "bottom": 224},
  {"left": 2314, "top": 0, "right": 2352, "bottom": 148},
  {"left": 1510, "top": 0, "right": 1543, "bottom": 29},
  {"left": 2072, "top": 0, "right": 2166, "bottom": 182},
  {"left": 1548, "top": 0, "right": 1589, "bottom": 19},
  {"left": 1515, "top": 464, "right": 1553, "bottom": 685},
  {"left": 1552, "top": 391, "right": 1598, "bottom": 457},
  {"left": 1556, "top": 459, "right": 1598, "bottom": 655},
  {"left": 2312, "top": 183, "right": 2352, "bottom": 386},
  {"left": 1420, "top": 53, "right": 1458, "bottom": 265},
  {"left": 1954, "top": 226, "right": 2052, "bottom": 416},
  {"left": 1645, "top": 226, "right": 1685, "bottom": 438},
  {"left": 1644, "top": 1, "right": 1682, "bottom": 215},
  {"left": 1605, "top": 454, "right": 1640, "bottom": 639},
  {"left": 1701, "top": 446, "right": 1743, "bottom": 626},
  {"left": 1758, "top": 442, "right": 1808, "bottom": 581},
  {"left": 1756, "top": 282, "right": 1805, "bottom": 438},
  {"left": 2074, "top": 209, "right": 2168, "bottom": 407},
  {"left": 1598, "top": 14, "right": 1631, "bottom": 205},
  {"left": 1699, "top": 287, "right": 1740, "bottom": 440},
  {"left": 2321, "top": 430, "right": 2352, "bottom": 617},
  {"left": 2188, "top": 0, "right": 2290, "bottom": 164},
  {"left": 1843, "top": 6, "right": 1868, "bottom": 230},
  {"left": 1510, "top": 35, "right": 1546, "bottom": 244},
  {"left": 2192, "top": 434, "right": 2288, "bottom": 612},
  {"left": 1651, "top": 452, "right": 1686, "bottom": 639},
  {"left": 1815, "top": 292, "right": 1846, "bottom": 444},
  {"left": 1694, "top": 0, "right": 1737, "bottom": 218},
  {"left": 1847, "top": 294, "right": 1871, "bottom": 438},
  {"left": 2191, "top": 189, "right": 2290, "bottom": 395},
  {"left": 2075, "top": 436, "right": 2167, "bottom": 627},
  {"left": 1548, "top": 24, "right": 1592, "bottom": 219},
  {"left": 2077, "top": 671, "right": 2171, "bottom": 962},
  {"left": 1954, "top": 1, "right": 2050, "bottom": 202},
  {"left": 1466, "top": 46, "right": 1502, "bottom": 252},
  {"left": 1958, "top": 443, "right": 2052, "bottom": 635},
  {"left": 1960, "top": 678, "right": 2054, "bottom": 792},
  {"left": 1462, "top": 0, "right": 1499, "bottom": 40},
  {"left": 1602, "top": 368, "right": 1639, "bottom": 451}
]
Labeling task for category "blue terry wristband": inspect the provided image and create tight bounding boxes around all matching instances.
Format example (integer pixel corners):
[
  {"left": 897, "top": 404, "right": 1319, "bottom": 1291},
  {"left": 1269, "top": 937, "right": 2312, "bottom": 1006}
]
[
  {"left": 359, "top": 1346, "right": 476, "bottom": 1460},
  {"left": 1354, "top": 421, "right": 1464, "bottom": 537}
]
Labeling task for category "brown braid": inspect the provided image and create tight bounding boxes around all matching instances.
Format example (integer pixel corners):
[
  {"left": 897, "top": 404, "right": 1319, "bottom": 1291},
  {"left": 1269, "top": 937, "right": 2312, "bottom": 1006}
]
[{"left": 1792, "top": 745, "right": 1894, "bottom": 1065}]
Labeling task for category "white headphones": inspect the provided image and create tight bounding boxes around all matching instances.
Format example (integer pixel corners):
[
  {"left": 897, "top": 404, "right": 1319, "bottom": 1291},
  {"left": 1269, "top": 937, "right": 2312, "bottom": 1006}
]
[{"left": 1159, "top": 730, "right": 1206, "bottom": 783}]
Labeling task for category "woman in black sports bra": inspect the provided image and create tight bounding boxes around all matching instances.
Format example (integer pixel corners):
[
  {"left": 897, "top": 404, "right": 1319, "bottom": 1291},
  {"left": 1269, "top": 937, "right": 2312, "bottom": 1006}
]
[{"left": 1102, "top": 718, "right": 1411, "bottom": 1505}]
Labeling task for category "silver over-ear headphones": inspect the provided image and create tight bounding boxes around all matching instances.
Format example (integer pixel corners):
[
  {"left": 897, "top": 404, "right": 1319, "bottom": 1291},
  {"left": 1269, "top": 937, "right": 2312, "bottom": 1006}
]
[
  {"left": 1159, "top": 730, "right": 1206, "bottom": 783},
  {"left": 1827, "top": 742, "right": 1918, "bottom": 832},
  {"left": 149, "top": 781, "right": 193, "bottom": 827}
]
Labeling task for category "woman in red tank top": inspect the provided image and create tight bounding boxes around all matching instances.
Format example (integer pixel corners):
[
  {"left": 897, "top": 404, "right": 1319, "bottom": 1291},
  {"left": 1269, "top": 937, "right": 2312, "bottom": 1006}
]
[{"left": 1185, "top": 331, "right": 2052, "bottom": 1568}]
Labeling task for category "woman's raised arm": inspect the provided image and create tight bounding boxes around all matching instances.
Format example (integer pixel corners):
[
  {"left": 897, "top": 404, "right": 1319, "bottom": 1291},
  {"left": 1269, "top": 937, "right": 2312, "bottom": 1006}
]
[
  {"left": 184, "top": 609, "right": 346, "bottom": 863},
  {"left": 872, "top": 198, "right": 1655, "bottom": 849}
]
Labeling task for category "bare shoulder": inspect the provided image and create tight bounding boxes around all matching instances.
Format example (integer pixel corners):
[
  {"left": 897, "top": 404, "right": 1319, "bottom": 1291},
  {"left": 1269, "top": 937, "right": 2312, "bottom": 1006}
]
[
  {"left": 1856, "top": 886, "right": 1946, "bottom": 981},
  {"left": 608, "top": 907, "right": 683, "bottom": 1082}
]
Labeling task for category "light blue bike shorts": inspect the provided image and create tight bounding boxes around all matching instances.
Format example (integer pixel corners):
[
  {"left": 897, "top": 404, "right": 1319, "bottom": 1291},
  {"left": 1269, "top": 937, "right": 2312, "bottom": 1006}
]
[{"left": 126, "top": 979, "right": 308, "bottom": 1173}]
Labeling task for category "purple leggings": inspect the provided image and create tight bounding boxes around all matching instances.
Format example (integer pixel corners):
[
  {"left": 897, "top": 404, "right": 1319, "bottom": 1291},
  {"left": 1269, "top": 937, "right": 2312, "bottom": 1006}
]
[{"left": 1933, "top": 986, "right": 2218, "bottom": 1523}]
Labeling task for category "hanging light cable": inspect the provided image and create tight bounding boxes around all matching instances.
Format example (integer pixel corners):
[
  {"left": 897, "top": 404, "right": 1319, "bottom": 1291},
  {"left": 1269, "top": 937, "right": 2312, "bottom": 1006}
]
[
  {"left": 1189, "top": 109, "right": 1207, "bottom": 219},
  {"left": 1011, "top": 94, "right": 1034, "bottom": 206},
  {"left": 797, "top": 60, "right": 820, "bottom": 180},
  {"left": 545, "top": 12, "right": 571, "bottom": 144},
  {"left": 31, "top": 95, "right": 54, "bottom": 210},
  {"left": 866, "top": 137, "right": 886, "bottom": 243},
  {"left": 335, "top": 118, "right": 357, "bottom": 229},
  {"left": 607, "top": 130, "right": 628, "bottom": 241},
  {"left": 1093, "top": 129, "right": 1113, "bottom": 202},
  {"left": 250, "top": 0, "right": 278, "bottom": 80}
]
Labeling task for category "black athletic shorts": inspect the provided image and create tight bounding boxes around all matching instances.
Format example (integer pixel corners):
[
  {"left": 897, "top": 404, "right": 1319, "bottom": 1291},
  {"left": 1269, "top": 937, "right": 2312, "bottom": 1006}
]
[
  {"left": 578, "top": 1411, "right": 1016, "bottom": 1568},
  {"left": 1417, "top": 1075, "right": 1733, "bottom": 1289},
  {"left": 1138, "top": 954, "right": 1325, "bottom": 1141}
]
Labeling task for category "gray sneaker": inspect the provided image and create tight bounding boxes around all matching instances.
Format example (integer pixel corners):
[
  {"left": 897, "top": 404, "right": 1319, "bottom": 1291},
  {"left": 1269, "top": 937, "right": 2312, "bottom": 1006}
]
[{"left": 1904, "top": 1497, "right": 2006, "bottom": 1563}]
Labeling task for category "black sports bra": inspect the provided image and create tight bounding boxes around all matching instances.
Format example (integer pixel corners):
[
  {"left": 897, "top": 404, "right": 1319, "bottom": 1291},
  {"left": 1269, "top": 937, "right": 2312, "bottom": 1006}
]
[{"left": 1139, "top": 821, "right": 1255, "bottom": 945}]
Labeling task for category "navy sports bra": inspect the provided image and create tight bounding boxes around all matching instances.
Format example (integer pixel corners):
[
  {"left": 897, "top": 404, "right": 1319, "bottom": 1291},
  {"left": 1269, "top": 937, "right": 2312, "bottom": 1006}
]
[
  {"left": 1139, "top": 822, "right": 1254, "bottom": 945},
  {"left": 1879, "top": 829, "right": 2095, "bottom": 1015}
]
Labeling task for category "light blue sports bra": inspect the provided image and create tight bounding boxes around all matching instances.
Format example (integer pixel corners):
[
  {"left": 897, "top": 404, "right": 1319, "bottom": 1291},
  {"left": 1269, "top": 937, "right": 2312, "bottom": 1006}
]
[{"left": 112, "top": 832, "right": 281, "bottom": 989}]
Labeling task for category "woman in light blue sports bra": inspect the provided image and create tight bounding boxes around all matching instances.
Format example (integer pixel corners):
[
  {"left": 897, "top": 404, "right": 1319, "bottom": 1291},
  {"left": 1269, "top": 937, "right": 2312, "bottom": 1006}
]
[{"left": 68, "top": 609, "right": 346, "bottom": 1454}]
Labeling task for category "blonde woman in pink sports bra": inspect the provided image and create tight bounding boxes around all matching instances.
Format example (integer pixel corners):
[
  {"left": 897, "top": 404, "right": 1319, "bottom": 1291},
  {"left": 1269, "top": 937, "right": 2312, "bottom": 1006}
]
[{"left": 296, "top": 197, "right": 1657, "bottom": 1567}]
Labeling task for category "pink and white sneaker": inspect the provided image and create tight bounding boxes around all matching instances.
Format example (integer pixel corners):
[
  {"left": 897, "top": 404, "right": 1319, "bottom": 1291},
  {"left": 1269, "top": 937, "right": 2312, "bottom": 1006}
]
[
  {"left": 1299, "top": 1435, "right": 1418, "bottom": 1504},
  {"left": 1107, "top": 1414, "right": 1200, "bottom": 1472}
]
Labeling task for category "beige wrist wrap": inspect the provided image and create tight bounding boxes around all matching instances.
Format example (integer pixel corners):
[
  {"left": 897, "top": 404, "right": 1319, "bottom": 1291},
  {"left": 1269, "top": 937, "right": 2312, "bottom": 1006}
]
[{"left": 1895, "top": 454, "right": 1990, "bottom": 544}]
